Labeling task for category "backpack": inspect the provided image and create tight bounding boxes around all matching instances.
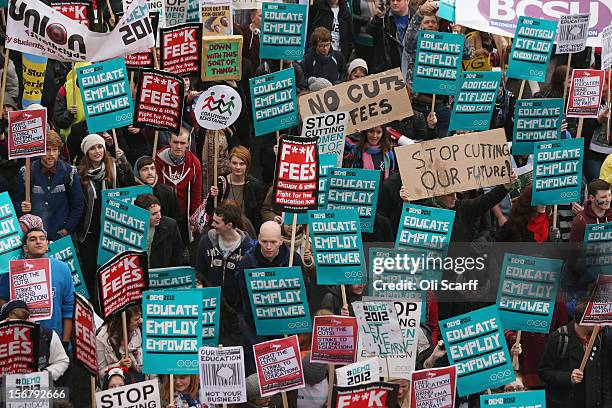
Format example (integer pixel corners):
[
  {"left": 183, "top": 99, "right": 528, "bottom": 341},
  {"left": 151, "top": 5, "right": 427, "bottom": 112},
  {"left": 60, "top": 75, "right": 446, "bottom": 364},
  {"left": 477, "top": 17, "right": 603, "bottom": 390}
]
[{"left": 555, "top": 325, "right": 570, "bottom": 359}]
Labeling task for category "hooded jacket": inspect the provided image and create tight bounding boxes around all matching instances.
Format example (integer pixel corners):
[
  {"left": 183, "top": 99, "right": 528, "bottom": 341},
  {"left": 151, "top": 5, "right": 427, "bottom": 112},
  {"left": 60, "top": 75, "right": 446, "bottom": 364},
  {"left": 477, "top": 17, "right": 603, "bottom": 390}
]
[
  {"left": 149, "top": 216, "right": 185, "bottom": 268},
  {"left": 569, "top": 200, "right": 612, "bottom": 242}
]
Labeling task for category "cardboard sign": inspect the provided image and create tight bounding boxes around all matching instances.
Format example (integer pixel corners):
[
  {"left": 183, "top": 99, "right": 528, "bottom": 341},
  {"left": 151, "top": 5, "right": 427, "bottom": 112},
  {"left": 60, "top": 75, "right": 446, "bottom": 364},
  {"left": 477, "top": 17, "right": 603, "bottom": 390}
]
[
  {"left": 260, "top": 2, "right": 308, "bottom": 60},
  {"left": 556, "top": 13, "right": 590, "bottom": 54},
  {"left": 602, "top": 25, "right": 612, "bottom": 70},
  {"left": 566, "top": 69, "right": 606, "bottom": 118},
  {"left": 73, "top": 294, "right": 97, "bottom": 376},
  {"left": 253, "top": 335, "right": 305, "bottom": 397},
  {"left": 142, "top": 290, "right": 202, "bottom": 374},
  {"left": 413, "top": 31, "right": 464, "bottom": 95},
  {"left": 326, "top": 168, "right": 380, "bottom": 233},
  {"left": 580, "top": 274, "right": 612, "bottom": 326},
  {"left": 193, "top": 85, "right": 242, "bottom": 130},
  {"left": 148, "top": 266, "right": 196, "bottom": 289},
  {"left": 511, "top": 98, "right": 564, "bottom": 155},
  {"left": 396, "top": 128, "right": 511, "bottom": 200},
  {"left": 250, "top": 68, "right": 298, "bottom": 136},
  {"left": 332, "top": 382, "right": 399, "bottom": 408},
  {"left": 310, "top": 315, "right": 359, "bottom": 365},
  {"left": 98, "top": 197, "right": 149, "bottom": 266},
  {"left": 200, "top": 286, "right": 221, "bottom": 346},
  {"left": 0, "top": 192, "right": 24, "bottom": 272},
  {"left": 199, "top": 346, "right": 247, "bottom": 405},
  {"left": 102, "top": 185, "right": 153, "bottom": 204},
  {"left": 335, "top": 357, "right": 379, "bottom": 386},
  {"left": 410, "top": 366, "right": 457, "bottom": 408},
  {"left": 439, "top": 305, "right": 515, "bottom": 396},
  {"left": 9, "top": 259, "right": 53, "bottom": 321},
  {"left": 97, "top": 250, "right": 148, "bottom": 320},
  {"left": 496, "top": 253, "right": 562, "bottom": 333},
  {"left": 301, "top": 111, "right": 347, "bottom": 166},
  {"left": 438, "top": 0, "right": 455, "bottom": 22},
  {"left": 396, "top": 204, "right": 455, "bottom": 256},
  {"left": 532, "top": 138, "right": 584, "bottom": 205},
  {"left": 449, "top": 71, "right": 502, "bottom": 132},
  {"left": 583, "top": 222, "right": 612, "bottom": 277},
  {"left": 160, "top": 23, "right": 202, "bottom": 77},
  {"left": 48, "top": 236, "right": 89, "bottom": 299},
  {"left": 0, "top": 320, "right": 40, "bottom": 375},
  {"left": 299, "top": 68, "right": 413, "bottom": 135},
  {"left": 201, "top": 35, "right": 243, "bottom": 82},
  {"left": 308, "top": 209, "right": 365, "bottom": 285},
  {"left": 5, "top": 371, "right": 51, "bottom": 407},
  {"left": 52, "top": 0, "right": 93, "bottom": 27},
  {"left": 164, "top": 0, "right": 188, "bottom": 26},
  {"left": 480, "top": 390, "right": 546, "bottom": 408},
  {"left": 201, "top": 1, "right": 233, "bottom": 36},
  {"left": 96, "top": 380, "right": 161, "bottom": 408},
  {"left": 272, "top": 136, "right": 319, "bottom": 213},
  {"left": 353, "top": 301, "right": 404, "bottom": 357},
  {"left": 507, "top": 16, "right": 557, "bottom": 82},
  {"left": 8, "top": 109, "right": 47, "bottom": 160},
  {"left": 134, "top": 68, "right": 185, "bottom": 134},
  {"left": 246, "top": 266, "right": 312, "bottom": 336},
  {"left": 22, "top": 53, "right": 48, "bottom": 108}
]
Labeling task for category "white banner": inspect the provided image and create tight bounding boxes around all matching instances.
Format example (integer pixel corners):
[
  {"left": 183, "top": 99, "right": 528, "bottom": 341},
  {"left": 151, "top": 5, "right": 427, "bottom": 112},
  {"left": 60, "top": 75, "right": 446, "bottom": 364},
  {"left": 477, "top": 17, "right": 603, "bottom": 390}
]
[{"left": 7, "top": 0, "right": 155, "bottom": 62}]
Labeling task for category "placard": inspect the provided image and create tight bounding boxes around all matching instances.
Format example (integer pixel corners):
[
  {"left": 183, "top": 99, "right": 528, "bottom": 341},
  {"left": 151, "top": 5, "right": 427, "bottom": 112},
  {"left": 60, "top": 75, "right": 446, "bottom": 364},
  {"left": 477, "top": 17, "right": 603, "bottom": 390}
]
[
  {"left": 200, "top": 286, "right": 221, "bottom": 346},
  {"left": 260, "top": 2, "right": 308, "bottom": 60},
  {"left": 583, "top": 222, "right": 612, "bottom": 277},
  {"left": 353, "top": 301, "right": 404, "bottom": 357},
  {"left": 602, "top": 25, "right": 612, "bottom": 70},
  {"left": 9, "top": 259, "right": 53, "bottom": 321},
  {"left": 335, "top": 357, "right": 379, "bottom": 386},
  {"left": 301, "top": 111, "right": 347, "bottom": 166},
  {"left": 148, "top": 266, "right": 196, "bottom": 289},
  {"left": 438, "top": 0, "right": 455, "bottom": 22},
  {"left": 96, "top": 380, "right": 161, "bottom": 408},
  {"left": 507, "top": 16, "right": 557, "bottom": 82},
  {"left": 250, "top": 68, "right": 298, "bottom": 136},
  {"left": 73, "top": 293, "right": 97, "bottom": 375},
  {"left": 8, "top": 109, "right": 47, "bottom": 160},
  {"left": 48, "top": 236, "right": 89, "bottom": 299},
  {"left": 310, "top": 315, "right": 358, "bottom": 365},
  {"left": 22, "top": 53, "right": 48, "bottom": 108},
  {"left": 5, "top": 371, "right": 51, "bottom": 408},
  {"left": 201, "top": 35, "right": 243, "bottom": 82},
  {"left": 511, "top": 98, "right": 564, "bottom": 155},
  {"left": 410, "top": 366, "right": 457, "bottom": 408},
  {"left": 480, "top": 390, "right": 546, "bottom": 408},
  {"left": 396, "top": 204, "right": 455, "bottom": 257},
  {"left": 52, "top": 0, "right": 93, "bottom": 27},
  {"left": 413, "top": 31, "right": 464, "bottom": 95},
  {"left": 160, "top": 23, "right": 202, "bottom": 77},
  {"left": 164, "top": 0, "right": 188, "bottom": 26},
  {"left": 449, "top": 71, "right": 502, "bottom": 132},
  {"left": 580, "top": 274, "right": 612, "bottom": 326},
  {"left": 134, "top": 68, "right": 185, "bottom": 134},
  {"left": 332, "top": 382, "right": 399, "bottom": 408},
  {"left": 199, "top": 346, "right": 247, "bottom": 405},
  {"left": 253, "top": 335, "right": 305, "bottom": 397},
  {"left": 0, "top": 320, "right": 39, "bottom": 375},
  {"left": 0, "top": 192, "right": 23, "bottom": 272},
  {"left": 556, "top": 13, "right": 590, "bottom": 54},
  {"left": 102, "top": 185, "right": 153, "bottom": 204},
  {"left": 566, "top": 69, "right": 606, "bottom": 118},
  {"left": 201, "top": 1, "right": 233, "bottom": 36},
  {"left": 193, "top": 85, "right": 242, "bottom": 131}
]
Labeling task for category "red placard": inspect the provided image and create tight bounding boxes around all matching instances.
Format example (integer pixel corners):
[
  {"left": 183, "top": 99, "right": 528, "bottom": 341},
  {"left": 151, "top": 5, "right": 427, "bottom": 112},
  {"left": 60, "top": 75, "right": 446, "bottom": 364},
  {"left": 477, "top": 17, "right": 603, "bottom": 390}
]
[
  {"left": 566, "top": 69, "right": 606, "bottom": 118},
  {"left": 160, "top": 23, "right": 202, "bottom": 77},
  {"left": 332, "top": 382, "right": 399, "bottom": 408},
  {"left": 310, "top": 315, "right": 358, "bottom": 364},
  {"left": 0, "top": 320, "right": 40, "bottom": 375},
  {"left": 51, "top": 0, "right": 93, "bottom": 27},
  {"left": 9, "top": 259, "right": 53, "bottom": 321},
  {"left": 134, "top": 69, "right": 185, "bottom": 134},
  {"left": 272, "top": 136, "right": 319, "bottom": 213},
  {"left": 581, "top": 274, "right": 612, "bottom": 326},
  {"left": 123, "top": 11, "right": 159, "bottom": 70},
  {"left": 253, "top": 335, "right": 305, "bottom": 397},
  {"left": 410, "top": 366, "right": 457, "bottom": 408},
  {"left": 8, "top": 108, "right": 47, "bottom": 160},
  {"left": 74, "top": 294, "right": 97, "bottom": 375},
  {"left": 97, "top": 251, "right": 148, "bottom": 320}
]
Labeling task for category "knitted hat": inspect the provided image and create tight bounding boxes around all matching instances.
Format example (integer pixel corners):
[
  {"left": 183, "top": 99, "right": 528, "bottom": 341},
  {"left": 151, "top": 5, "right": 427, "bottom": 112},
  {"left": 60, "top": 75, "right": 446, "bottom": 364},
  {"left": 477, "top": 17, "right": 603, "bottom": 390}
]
[
  {"left": 246, "top": 373, "right": 262, "bottom": 401},
  {"left": 302, "top": 353, "right": 327, "bottom": 385},
  {"left": 308, "top": 77, "right": 333, "bottom": 92},
  {"left": 348, "top": 58, "right": 368, "bottom": 76},
  {"left": 18, "top": 214, "right": 45, "bottom": 235},
  {"left": 0, "top": 299, "right": 29, "bottom": 320},
  {"left": 80, "top": 133, "right": 106, "bottom": 155}
]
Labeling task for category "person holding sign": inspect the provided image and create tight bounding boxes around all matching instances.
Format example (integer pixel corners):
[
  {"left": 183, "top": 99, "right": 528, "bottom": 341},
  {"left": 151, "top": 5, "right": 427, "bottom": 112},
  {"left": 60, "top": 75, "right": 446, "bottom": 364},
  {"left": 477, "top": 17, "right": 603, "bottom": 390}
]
[
  {"left": 344, "top": 125, "right": 398, "bottom": 179},
  {"left": 569, "top": 179, "right": 612, "bottom": 242}
]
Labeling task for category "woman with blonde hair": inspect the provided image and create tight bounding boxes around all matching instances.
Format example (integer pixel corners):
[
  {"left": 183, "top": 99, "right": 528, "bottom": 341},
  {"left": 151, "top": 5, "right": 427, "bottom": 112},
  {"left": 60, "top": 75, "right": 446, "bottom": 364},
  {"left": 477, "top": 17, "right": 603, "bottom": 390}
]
[{"left": 160, "top": 375, "right": 203, "bottom": 408}]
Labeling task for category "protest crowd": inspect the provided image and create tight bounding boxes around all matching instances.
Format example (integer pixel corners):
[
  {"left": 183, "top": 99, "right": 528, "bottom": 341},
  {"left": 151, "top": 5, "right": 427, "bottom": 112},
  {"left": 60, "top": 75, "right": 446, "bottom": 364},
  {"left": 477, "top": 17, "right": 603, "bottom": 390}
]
[{"left": 0, "top": 0, "right": 611, "bottom": 407}]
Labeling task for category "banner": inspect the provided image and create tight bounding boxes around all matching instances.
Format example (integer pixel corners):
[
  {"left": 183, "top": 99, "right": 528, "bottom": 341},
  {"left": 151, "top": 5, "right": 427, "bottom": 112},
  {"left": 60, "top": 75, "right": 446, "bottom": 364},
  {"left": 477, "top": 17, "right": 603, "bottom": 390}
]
[
  {"left": 583, "top": 222, "right": 612, "bottom": 276},
  {"left": 326, "top": 168, "right": 380, "bottom": 233},
  {"left": 9, "top": 258, "right": 53, "bottom": 321},
  {"left": 396, "top": 128, "right": 511, "bottom": 200},
  {"left": 143, "top": 290, "right": 202, "bottom": 374},
  {"left": 48, "top": 236, "right": 89, "bottom": 299},
  {"left": 480, "top": 390, "right": 546, "bottom": 408},
  {"left": 124, "top": 11, "right": 159, "bottom": 70},
  {"left": 496, "top": 253, "right": 562, "bottom": 332},
  {"left": 439, "top": 305, "right": 514, "bottom": 396},
  {"left": 98, "top": 197, "right": 149, "bottom": 266},
  {"left": 97, "top": 250, "right": 148, "bottom": 320},
  {"left": 0, "top": 320, "right": 39, "bottom": 375},
  {"left": 52, "top": 0, "right": 93, "bottom": 27},
  {"left": 308, "top": 209, "right": 365, "bottom": 285},
  {"left": 396, "top": 204, "right": 455, "bottom": 257},
  {"left": 200, "top": 35, "right": 243, "bottom": 82},
  {"left": 201, "top": 1, "right": 233, "bottom": 35},
  {"left": 512, "top": 98, "right": 564, "bottom": 155},
  {"left": 7, "top": 108, "right": 47, "bottom": 160},
  {"left": 5, "top": 371, "right": 51, "bottom": 407},
  {"left": 532, "top": 138, "right": 584, "bottom": 205},
  {"left": 73, "top": 293, "right": 97, "bottom": 375},
  {"left": 250, "top": 68, "right": 298, "bottom": 136},
  {"left": 21, "top": 53, "right": 47, "bottom": 108},
  {"left": 335, "top": 357, "right": 379, "bottom": 386},
  {"left": 556, "top": 13, "right": 590, "bottom": 54},
  {"left": 96, "top": 380, "right": 161, "bottom": 408},
  {"left": 413, "top": 31, "right": 464, "bottom": 95},
  {"left": 246, "top": 266, "right": 312, "bottom": 336},
  {"left": 253, "top": 335, "right": 305, "bottom": 397},
  {"left": 164, "top": 0, "right": 188, "bottom": 26},
  {"left": 260, "top": 2, "right": 307, "bottom": 60},
  {"left": 102, "top": 185, "right": 153, "bottom": 204},
  {"left": 410, "top": 366, "right": 457, "bottom": 408},
  {"left": 160, "top": 23, "right": 202, "bottom": 77},
  {"left": 0, "top": 192, "right": 24, "bottom": 273},
  {"left": 193, "top": 85, "right": 242, "bottom": 130},
  {"left": 199, "top": 346, "right": 247, "bottom": 405},
  {"left": 134, "top": 68, "right": 185, "bottom": 134},
  {"left": 200, "top": 286, "right": 221, "bottom": 346},
  {"left": 449, "top": 71, "right": 502, "bottom": 132},
  {"left": 507, "top": 17, "right": 557, "bottom": 82},
  {"left": 580, "top": 274, "right": 612, "bottom": 325},
  {"left": 148, "top": 266, "right": 196, "bottom": 289},
  {"left": 353, "top": 301, "right": 404, "bottom": 357},
  {"left": 332, "top": 382, "right": 399, "bottom": 408},
  {"left": 299, "top": 68, "right": 413, "bottom": 134},
  {"left": 7, "top": 0, "right": 155, "bottom": 62},
  {"left": 310, "top": 315, "right": 359, "bottom": 365},
  {"left": 272, "top": 136, "right": 319, "bottom": 213},
  {"left": 566, "top": 69, "right": 606, "bottom": 118},
  {"left": 301, "top": 111, "right": 347, "bottom": 166}
]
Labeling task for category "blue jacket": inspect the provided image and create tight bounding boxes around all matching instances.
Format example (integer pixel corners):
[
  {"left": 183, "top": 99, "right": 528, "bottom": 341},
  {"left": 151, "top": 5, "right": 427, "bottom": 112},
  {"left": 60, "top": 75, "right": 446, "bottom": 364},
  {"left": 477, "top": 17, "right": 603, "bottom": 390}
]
[{"left": 14, "top": 159, "right": 85, "bottom": 241}]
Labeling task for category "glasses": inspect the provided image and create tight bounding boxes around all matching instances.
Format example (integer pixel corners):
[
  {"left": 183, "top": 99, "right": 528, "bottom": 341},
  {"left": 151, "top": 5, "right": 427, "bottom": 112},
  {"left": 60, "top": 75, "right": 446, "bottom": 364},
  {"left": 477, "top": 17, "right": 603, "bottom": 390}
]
[{"left": 502, "top": 386, "right": 526, "bottom": 392}]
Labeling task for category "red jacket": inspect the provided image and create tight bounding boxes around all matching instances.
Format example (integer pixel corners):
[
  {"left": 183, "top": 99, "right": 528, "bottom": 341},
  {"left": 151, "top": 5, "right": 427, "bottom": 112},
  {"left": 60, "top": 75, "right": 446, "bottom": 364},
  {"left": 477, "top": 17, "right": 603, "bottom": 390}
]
[
  {"left": 155, "top": 147, "right": 202, "bottom": 220},
  {"left": 569, "top": 200, "right": 612, "bottom": 242}
]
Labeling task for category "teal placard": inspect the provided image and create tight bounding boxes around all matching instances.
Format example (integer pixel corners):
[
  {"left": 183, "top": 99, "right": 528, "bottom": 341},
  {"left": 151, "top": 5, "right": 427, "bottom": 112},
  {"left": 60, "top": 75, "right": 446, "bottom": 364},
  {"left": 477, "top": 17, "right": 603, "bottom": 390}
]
[
  {"left": 260, "top": 2, "right": 308, "bottom": 60},
  {"left": 142, "top": 290, "right": 202, "bottom": 374},
  {"left": 48, "top": 236, "right": 89, "bottom": 299},
  {"left": 246, "top": 266, "right": 312, "bottom": 336},
  {"left": 512, "top": 98, "right": 563, "bottom": 155},
  {"left": 583, "top": 222, "right": 612, "bottom": 279},
  {"left": 250, "top": 68, "right": 298, "bottom": 136},
  {"left": 532, "top": 138, "right": 584, "bottom": 205},
  {"left": 438, "top": 0, "right": 455, "bottom": 22},
  {"left": 395, "top": 204, "right": 455, "bottom": 257},
  {"left": 449, "top": 71, "right": 501, "bottom": 131},
  {"left": 326, "top": 168, "right": 380, "bottom": 233},
  {"left": 102, "top": 185, "right": 153, "bottom": 205},
  {"left": 308, "top": 208, "right": 365, "bottom": 285},
  {"left": 413, "top": 31, "right": 464, "bottom": 95},
  {"left": 480, "top": 390, "right": 546, "bottom": 407},
  {"left": 507, "top": 16, "right": 558, "bottom": 82},
  {"left": 440, "top": 305, "right": 515, "bottom": 396},
  {"left": 148, "top": 267, "right": 196, "bottom": 289},
  {"left": 199, "top": 286, "right": 221, "bottom": 346},
  {"left": 77, "top": 58, "right": 133, "bottom": 134},
  {"left": 0, "top": 192, "right": 23, "bottom": 274},
  {"left": 496, "top": 253, "right": 562, "bottom": 333}
]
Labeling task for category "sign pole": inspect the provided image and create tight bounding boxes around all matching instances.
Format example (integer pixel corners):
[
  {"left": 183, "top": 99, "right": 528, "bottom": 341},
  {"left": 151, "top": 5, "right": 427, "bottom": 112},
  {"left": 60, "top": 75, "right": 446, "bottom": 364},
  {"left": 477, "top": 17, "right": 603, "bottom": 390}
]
[
  {"left": 288, "top": 213, "right": 298, "bottom": 267},
  {"left": 326, "top": 365, "right": 335, "bottom": 408},
  {"left": 152, "top": 130, "right": 159, "bottom": 160},
  {"left": 430, "top": 94, "right": 436, "bottom": 113},
  {"left": 121, "top": 310, "right": 129, "bottom": 359},
  {"left": 170, "top": 374, "right": 174, "bottom": 403},
  {"left": 25, "top": 158, "right": 31, "bottom": 203},
  {"left": 0, "top": 48, "right": 10, "bottom": 112},
  {"left": 91, "top": 375, "right": 97, "bottom": 408},
  {"left": 562, "top": 54, "right": 573, "bottom": 103},
  {"left": 576, "top": 117, "right": 584, "bottom": 138},
  {"left": 214, "top": 130, "right": 219, "bottom": 208},
  {"left": 512, "top": 330, "right": 521, "bottom": 369},
  {"left": 340, "top": 285, "right": 348, "bottom": 308},
  {"left": 579, "top": 326, "right": 601, "bottom": 371},
  {"left": 153, "top": 48, "right": 160, "bottom": 70},
  {"left": 111, "top": 128, "right": 119, "bottom": 157},
  {"left": 104, "top": 0, "right": 114, "bottom": 23},
  {"left": 518, "top": 80, "right": 526, "bottom": 99},
  {"left": 72, "top": 63, "right": 77, "bottom": 107}
]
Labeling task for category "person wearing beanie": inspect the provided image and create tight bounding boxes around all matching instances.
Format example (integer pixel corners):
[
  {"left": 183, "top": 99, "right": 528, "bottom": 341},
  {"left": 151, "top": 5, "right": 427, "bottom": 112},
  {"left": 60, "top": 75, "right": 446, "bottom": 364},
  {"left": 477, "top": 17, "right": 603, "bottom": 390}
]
[
  {"left": 297, "top": 353, "right": 329, "bottom": 408},
  {"left": 302, "top": 27, "right": 347, "bottom": 85},
  {"left": 18, "top": 214, "right": 45, "bottom": 234},
  {"left": 243, "top": 374, "right": 271, "bottom": 408},
  {"left": 134, "top": 156, "right": 180, "bottom": 221},
  {"left": 347, "top": 58, "right": 368, "bottom": 81}
]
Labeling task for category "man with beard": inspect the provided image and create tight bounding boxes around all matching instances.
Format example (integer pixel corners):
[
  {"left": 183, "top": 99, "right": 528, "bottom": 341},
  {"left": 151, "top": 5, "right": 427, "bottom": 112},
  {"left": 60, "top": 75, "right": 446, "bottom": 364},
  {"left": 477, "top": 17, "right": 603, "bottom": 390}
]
[{"left": 133, "top": 155, "right": 180, "bottom": 222}]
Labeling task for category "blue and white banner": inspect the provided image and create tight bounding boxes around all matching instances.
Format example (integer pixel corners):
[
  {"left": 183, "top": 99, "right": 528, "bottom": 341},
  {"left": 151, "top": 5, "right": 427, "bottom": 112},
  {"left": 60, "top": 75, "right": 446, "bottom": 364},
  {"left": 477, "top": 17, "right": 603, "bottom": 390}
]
[
  {"left": 449, "top": 71, "right": 501, "bottom": 132},
  {"left": 512, "top": 98, "right": 564, "bottom": 155},
  {"left": 507, "top": 16, "right": 558, "bottom": 82},
  {"left": 413, "top": 31, "right": 464, "bottom": 95}
]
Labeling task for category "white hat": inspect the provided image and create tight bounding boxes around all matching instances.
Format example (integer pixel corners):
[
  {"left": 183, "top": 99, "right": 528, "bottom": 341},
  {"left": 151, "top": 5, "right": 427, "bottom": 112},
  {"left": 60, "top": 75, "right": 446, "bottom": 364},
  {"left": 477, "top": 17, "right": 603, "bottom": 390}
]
[
  {"left": 80, "top": 133, "right": 106, "bottom": 155},
  {"left": 348, "top": 58, "right": 368, "bottom": 75}
]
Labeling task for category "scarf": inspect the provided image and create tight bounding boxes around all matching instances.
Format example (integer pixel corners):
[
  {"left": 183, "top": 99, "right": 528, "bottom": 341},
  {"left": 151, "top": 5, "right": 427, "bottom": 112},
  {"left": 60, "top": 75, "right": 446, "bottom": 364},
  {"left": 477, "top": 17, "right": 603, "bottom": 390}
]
[
  {"left": 87, "top": 162, "right": 107, "bottom": 191},
  {"left": 361, "top": 144, "right": 392, "bottom": 179},
  {"left": 528, "top": 212, "right": 549, "bottom": 243}
]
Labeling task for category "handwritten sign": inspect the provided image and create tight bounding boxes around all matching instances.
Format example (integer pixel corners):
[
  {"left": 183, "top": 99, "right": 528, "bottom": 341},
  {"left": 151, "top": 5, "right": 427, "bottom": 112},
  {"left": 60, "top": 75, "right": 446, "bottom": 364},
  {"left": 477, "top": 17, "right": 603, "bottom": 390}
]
[
  {"left": 449, "top": 71, "right": 501, "bottom": 131},
  {"left": 250, "top": 68, "right": 298, "bottom": 136},
  {"left": 260, "top": 2, "right": 307, "bottom": 60},
  {"left": 507, "top": 16, "right": 557, "bottom": 82},
  {"left": 413, "top": 31, "right": 464, "bottom": 95},
  {"left": 201, "top": 35, "right": 243, "bottom": 82},
  {"left": 512, "top": 98, "right": 563, "bottom": 155},
  {"left": 8, "top": 108, "right": 47, "bottom": 160},
  {"left": 201, "top": 1, "right": 233, "bottom": 36},
  {"left": 160, "top": 23, "right": 201, "bottom": 77},
  {"left": 135, "top": 69, "right": 185, "bottom": 134},
  {"left": 9, "top": 259, "right": 53, "bottom": 321},
  {"left": 566, "top": 69, "right": 606, "bottom": 118},
  {"left": 253, "top": 335, "right": 305, "bottom": 397},
  {"left": 310, "top": 315, "right": 358, "bottom": 365},
  {"left": 353, "top": 301, "right": 404, "bottom": 357}
]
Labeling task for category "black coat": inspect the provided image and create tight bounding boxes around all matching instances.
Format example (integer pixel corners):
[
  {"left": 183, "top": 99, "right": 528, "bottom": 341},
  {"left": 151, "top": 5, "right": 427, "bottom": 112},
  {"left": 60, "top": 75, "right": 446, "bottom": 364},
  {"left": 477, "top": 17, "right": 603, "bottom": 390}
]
[
  {"left": 366, "top": 10, "right": 413, "bottom": 73},
  {"left": 149, "top": 216, "right": 185, "bottom": 268},
  {"left": 204, "top": 175, "right": 265, "bottom": 231},
  {"left": 153, "top": 182, "right": 180, "bottom": 222},
  {"left": 308, "top": 0, "right": 354, "bottom": 60}
]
